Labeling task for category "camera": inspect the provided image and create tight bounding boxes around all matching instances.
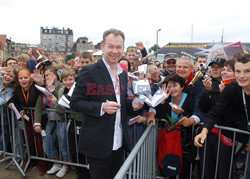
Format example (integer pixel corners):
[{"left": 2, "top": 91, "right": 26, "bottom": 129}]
[{"left": 199, "top": 63, "right": 210, "bottom": 79}]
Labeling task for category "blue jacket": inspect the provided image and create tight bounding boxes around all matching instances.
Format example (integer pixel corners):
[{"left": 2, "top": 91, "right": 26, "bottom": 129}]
[{"left": 183, "top": 75, "right": 205, "bottom": 122}]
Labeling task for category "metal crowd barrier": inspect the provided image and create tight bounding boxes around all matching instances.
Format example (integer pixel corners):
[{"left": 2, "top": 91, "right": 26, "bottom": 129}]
[
  {"left": 0, "top": 107, "right": 88, "bottom": 177},
  {"left": 115, "top": 122, "right": 157, "bottom": 179},
  {"left": 1, "top": 106, "right": 249, "bottom": 178},
  {"left": 115, "top": 120, "right": 250, "bottom": 179},
  {"left": 200, "top": 124, "right": 250, "bottom": 179}
]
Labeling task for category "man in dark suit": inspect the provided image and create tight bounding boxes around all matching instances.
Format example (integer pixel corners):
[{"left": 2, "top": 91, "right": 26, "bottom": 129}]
[{"left": 70, "top": 29, "right": 144, "bottom": 179}]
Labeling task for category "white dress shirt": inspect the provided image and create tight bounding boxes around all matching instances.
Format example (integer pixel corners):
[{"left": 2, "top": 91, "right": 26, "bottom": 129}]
[{"left": 101, "top": 58, "right": 123, "bottom": 151}]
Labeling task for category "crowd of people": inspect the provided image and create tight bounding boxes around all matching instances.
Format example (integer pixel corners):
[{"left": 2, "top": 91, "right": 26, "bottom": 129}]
[{"left": 0, "top": 28, "right": 249, "bottom": 179}]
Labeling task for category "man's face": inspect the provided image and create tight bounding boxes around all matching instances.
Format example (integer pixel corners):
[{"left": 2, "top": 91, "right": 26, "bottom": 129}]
[
  {"left": 210, "top": 63, "right": 223, "bottom": 80},
  {"left": 235, "top": 62, "right": 250, "bottom": 89},
  {"left": 125, "top": 51, "right": 137, "bottom": 66},
  {"left": 7, "top": 59, "right": 17, "bottom": 67},
  {"left": 176, "top": 59, "right": 193, "bottom": 81},
  {"left": 195, "top": 58, "right": 207, "bottom": 72},
  {"left": 164, "top": 59, "right": 176, "bottom": 73},
  {"left": 80, "top": 58, "right": 92, "bottom": 67},
  {"left": 102, "top": 34, "right": 124, "bottom": 66},
  {"left": 37, "top": 47, "right": 44, "bottom": 54}
]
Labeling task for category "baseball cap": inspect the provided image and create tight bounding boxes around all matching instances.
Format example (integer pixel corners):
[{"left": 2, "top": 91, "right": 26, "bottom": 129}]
[
  {"left": 164, "top": 53, "right": 178, "bottom": 62},
  {"left": 208, "top": 57, "right": 226, "bottom": 67}
]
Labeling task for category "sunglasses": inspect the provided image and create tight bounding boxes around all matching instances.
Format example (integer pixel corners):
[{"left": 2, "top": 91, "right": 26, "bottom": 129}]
[{"left": 166, "top": 60, "right": 176, "bottom": 64}]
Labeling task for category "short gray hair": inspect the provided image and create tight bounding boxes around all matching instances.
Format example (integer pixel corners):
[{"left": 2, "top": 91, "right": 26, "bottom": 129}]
[{"left": 177, "top": 56, "right": 195, "bottom": 67}]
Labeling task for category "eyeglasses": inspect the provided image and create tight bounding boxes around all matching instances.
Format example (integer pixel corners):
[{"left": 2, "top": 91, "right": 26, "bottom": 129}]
[{"left": 166, "top": 60, "right": 176, "bottom": 65}]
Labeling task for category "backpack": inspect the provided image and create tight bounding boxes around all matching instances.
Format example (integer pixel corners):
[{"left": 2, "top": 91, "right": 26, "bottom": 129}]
[{"left": 158, "top": 125, "right": 183, "bottom": 177}]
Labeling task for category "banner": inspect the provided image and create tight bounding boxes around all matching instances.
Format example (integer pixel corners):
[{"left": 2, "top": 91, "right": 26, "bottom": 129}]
[{"left": 157, "top": 42, "right": 250, "bottom": 62}]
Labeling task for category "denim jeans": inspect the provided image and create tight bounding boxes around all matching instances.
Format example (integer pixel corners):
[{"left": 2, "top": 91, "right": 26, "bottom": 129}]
[{"left": 43, "top": 121, "right": 68, "bottom": 160}]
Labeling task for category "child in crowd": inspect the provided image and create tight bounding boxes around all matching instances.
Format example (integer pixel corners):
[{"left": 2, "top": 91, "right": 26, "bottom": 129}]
[
  {"left": 73, "top": 52, "right": 93, "bottom": 74},
  {"left": 34, "top": 65, "right": 67, "bottom": 177},
  {"left": 56, "top": 68, "right": 90, "bottom": 178},
  {"left": 0, "top": 67, "right": 18, "bottom": 152},
  {"left": 9, "top": 68, "right": 47, "bottom": 175}
]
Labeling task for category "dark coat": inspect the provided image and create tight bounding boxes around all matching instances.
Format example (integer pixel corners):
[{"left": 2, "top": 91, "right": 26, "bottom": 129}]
[
  {"left": 203, "top": 81, "right": 250, "bottom": 143},
  {"left": 70, "top": 59, "right": 134, "bottom": 158}
]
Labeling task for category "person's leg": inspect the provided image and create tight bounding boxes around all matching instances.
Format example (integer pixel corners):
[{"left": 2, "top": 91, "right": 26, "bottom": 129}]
[
  {"left": 43, "top": 122, "right": 58, "bottom": 159},
  {"left": 200, "top": 133, "right": 216, "bottom": 179},
  {"left": 58, "top": 121, "right": 68, "bottom": 161},
  {"left": 217, "top": 141, "right": 233, "bottom": 179},
  {"left": 107, "top": 147, "right": 123, "bottom": 179},
  {"left": 87, "top": 156, "right": 111, "bottom": 179},
  {"left": 87, "top": 147, "right": 123, "bottom": 179}
]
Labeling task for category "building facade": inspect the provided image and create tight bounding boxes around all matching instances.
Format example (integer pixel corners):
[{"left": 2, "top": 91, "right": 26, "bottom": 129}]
[
  {"left": 40, "top": 27, "right": 73, "bottom": 52},
  {"left": 72, "top": 37, "right": 96, "bottom": 55}
]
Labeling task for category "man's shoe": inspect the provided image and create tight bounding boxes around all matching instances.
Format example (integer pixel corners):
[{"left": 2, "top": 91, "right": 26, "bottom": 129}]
[{"left": 47, "top": 164, "right": 62, "bottom": 175}]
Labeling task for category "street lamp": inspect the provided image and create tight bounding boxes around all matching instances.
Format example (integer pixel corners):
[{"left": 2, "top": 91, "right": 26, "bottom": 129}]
[{"left": 156, "top": 29, "right": 161, "bottom": 52}]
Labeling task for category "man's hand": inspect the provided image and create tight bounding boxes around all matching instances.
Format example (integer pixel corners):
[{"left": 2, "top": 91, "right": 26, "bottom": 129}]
[
  {"left": 135, "top": 42, "right": 145, "bottom": 50},
  {"left": 179, "top": 117, "right": 195, "bottom": 127},
  {"left": 8, "top": 103, "right": 13, "bottom": 110},
  {"left": 34, "top": 125, "right": 41, "bottom": 133},
  {"left": 103, "top": 101, "right": 121, "bottom": 114},
  {"left": 202, "top": 77, "right": 212, "bottom": 91},
  {"left": 132, "top": 99, "right": 144, "bottom": 111},
  {"left": 194, "top": 128, "right": 209, "bottom": 147}
]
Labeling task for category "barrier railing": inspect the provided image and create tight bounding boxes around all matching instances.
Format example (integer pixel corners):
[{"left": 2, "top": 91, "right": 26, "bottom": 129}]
[
  {"left": 115, "top": 120, "right": 250, "bottom": 179},
  {"left": 0, "top": 107, "right": 88, "bottom": 176},
  {"left": 0, "top": 106, "right": 249, "bottom": 178},
  {"left": 114, "top": 122, "right": 157, "bottom": 179},
  {"left": 200, "top": 124, "right": 250, "bottom": 179}
]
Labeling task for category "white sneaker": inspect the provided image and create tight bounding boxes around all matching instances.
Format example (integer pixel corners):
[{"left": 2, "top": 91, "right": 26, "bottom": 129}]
[
  {"left": 56, "top": 165, "right": 68, "bottom": 178},
  {"left": 47, "top": 164, "right": 62, "bottom": 174}
]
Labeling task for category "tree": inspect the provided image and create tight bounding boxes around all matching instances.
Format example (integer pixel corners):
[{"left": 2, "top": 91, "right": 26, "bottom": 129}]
[{"left": 149, "top": 44, "right": 161, "bottom": 53}]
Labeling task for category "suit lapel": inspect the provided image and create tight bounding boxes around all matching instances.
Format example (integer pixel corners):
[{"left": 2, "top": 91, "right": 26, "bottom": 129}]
[{"left": 97, "top": 59, "right": 117, "bottom": 101}]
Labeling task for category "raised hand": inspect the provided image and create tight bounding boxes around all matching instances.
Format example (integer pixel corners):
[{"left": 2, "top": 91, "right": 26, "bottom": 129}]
[
  {"left": 31, "top": 69, "right": 44, "bottom": 85},
  {"left": 135, "top": 42, "right": 145, "bottom": 50},
  {"left": 162, "top": 84, "right": 171, "bottom": 98}
]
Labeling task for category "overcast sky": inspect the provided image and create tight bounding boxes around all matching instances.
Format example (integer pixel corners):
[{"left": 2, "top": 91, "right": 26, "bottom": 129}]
[{"left": 1, "top": 0, "right": 250, "bottom": 50}]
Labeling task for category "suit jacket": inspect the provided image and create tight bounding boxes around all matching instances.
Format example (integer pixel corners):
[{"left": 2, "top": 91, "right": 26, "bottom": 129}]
[{"left": 70, "top": 59, "right": 133, "bottom": 158}]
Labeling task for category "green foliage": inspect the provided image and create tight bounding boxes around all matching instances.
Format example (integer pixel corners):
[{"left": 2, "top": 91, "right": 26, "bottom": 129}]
[
  {"left": 149, "top": 44, "right": 161, "bottom": 53},
  {"left": 65, "top": 53, "right": 75, "bottom": 62}
]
